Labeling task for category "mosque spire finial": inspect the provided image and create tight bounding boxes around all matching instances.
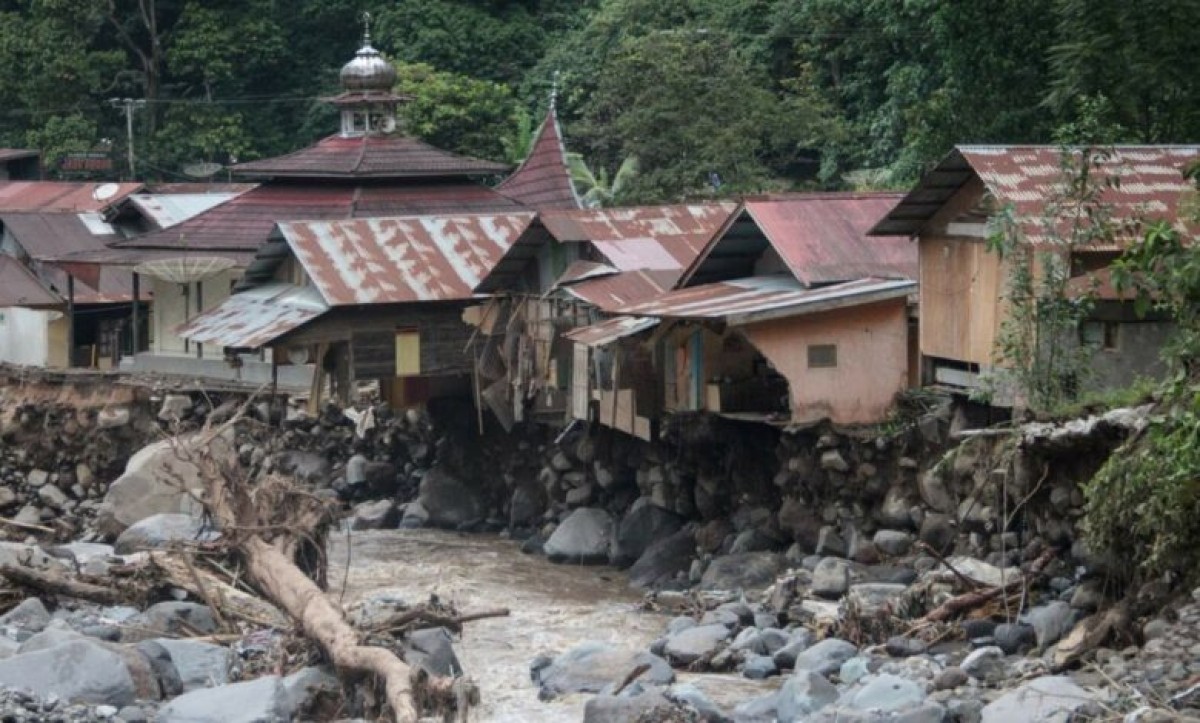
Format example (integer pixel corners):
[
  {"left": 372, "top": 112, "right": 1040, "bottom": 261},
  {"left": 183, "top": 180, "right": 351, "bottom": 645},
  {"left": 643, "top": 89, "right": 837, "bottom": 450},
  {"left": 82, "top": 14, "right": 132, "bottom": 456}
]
[{"left": 362, "top": 10, "right": 372, "bottom": 46}]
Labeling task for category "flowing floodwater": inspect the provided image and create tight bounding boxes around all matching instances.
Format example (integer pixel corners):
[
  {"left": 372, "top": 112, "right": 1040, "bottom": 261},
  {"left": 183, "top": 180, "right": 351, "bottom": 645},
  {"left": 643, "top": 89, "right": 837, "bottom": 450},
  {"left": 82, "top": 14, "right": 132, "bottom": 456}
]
[{"left": 328, "top": 528, "right": 772, "bottom": 722}]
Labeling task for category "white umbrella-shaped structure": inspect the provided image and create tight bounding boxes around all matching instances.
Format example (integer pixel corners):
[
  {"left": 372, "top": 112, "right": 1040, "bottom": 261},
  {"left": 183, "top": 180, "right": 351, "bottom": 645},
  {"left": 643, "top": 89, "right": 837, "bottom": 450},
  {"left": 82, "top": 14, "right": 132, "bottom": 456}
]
[{"left": 134, "top": 256, "right": 238, "bottom": 357}]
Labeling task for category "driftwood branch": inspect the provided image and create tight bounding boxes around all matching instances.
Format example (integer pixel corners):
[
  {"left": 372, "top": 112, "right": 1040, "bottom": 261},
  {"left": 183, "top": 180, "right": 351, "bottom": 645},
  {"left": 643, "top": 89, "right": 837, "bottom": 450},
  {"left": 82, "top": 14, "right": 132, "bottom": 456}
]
[
  {"left": 372, "top": 607, "right": 511, "bottom": 636},
  {"left": 0, "top": 564, "right": 125, "bottom": 605},
  {"left": 917, "top": 548, "right": 1056, "bottom": 624}
]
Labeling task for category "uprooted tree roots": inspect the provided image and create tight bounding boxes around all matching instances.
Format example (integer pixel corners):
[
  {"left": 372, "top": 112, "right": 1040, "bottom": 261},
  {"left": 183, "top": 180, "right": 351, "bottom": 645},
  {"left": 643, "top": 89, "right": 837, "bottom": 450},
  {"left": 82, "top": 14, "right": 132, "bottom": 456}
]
[{"left": 1, "top": 410, "right": 494, "bottom": 722}]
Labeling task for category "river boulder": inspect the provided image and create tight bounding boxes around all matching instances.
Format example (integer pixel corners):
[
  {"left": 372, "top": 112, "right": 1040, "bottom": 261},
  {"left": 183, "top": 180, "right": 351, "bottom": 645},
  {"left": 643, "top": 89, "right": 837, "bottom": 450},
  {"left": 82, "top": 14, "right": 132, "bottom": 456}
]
[
  {"left": 113, "top": 513, "right": 219, "bottom": 554},
  {"left": 611, "top": 497, "right": 684, "bottom": 567},
  {"left": 544, "top": 508, "right": 614, "bottom": 564},
  {"left": 698, "top": 552, "right": 784, "bottom": 591},
  {"left": 0, "top": 639, "right": 139, "bottom": 706},
  {"left": 532, "top": 642, "right": 674, "bottom": 699},
  {"left": 628, "top": 528, "right": 695, "bottom": 590},
  {"left": 417, "top": 466, "right": 487, "bottom": 529}
]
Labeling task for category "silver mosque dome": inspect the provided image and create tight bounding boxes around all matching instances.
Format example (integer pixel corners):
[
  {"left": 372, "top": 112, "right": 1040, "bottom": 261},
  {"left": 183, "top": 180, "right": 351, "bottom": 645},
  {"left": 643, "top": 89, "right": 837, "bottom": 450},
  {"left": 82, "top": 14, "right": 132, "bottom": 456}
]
[{"left": 339, "top": 39, "right": 397, "bottom": 92}]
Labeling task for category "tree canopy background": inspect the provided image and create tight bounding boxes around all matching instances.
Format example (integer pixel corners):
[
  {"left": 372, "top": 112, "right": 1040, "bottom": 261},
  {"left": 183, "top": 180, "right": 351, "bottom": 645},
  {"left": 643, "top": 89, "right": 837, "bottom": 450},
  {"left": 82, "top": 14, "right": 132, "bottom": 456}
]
[{"left": 4, "top": 0, "right": 1198, "bottom": 202}]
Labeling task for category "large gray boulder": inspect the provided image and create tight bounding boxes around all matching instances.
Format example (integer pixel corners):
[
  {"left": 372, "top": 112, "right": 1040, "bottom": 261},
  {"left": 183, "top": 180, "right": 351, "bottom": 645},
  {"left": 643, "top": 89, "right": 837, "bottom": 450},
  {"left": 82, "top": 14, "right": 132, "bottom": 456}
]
[
  {"left": 777, "top": 671, "right": 839, "bottom": 722},
  {"left": 980, "top": 676, "right": 1102, "bottom": 723},
  {"left": 544, "top": 508, "right": 614, "bottom": 564},
  {"left": 155, "top": 674, "right": 290, "bottom": 722},
  {"left": 532, "top": 642, "right": 674, "bottom": 699},
  {"left": 698, "top": 552, "right": 784, "bottom": 591},
  {"left": 114, "top": 514, "right": 219, "bottom": 554},
  {"left": 0, "top": 639, "right": 138, "bottom": 706},
  {"left": 152, "top": 639, "right": 235, "bottom": 692},
  {"left": 842, "top": 674, "right": 926, "bottom": 712},
  {"left": 811, "top": 557, "right": 851, "bottom": 598},
  {"left": 402, "top": 627, "right": 461, "bottom": 678},
  {"left": 417, "top": 466, "right": 487, "bottom": 529},
  {"left": 792, "top": 638, "right": 857, "bottom": 677},
  {"left": 628, "top": 528, "right": 695, "bottom": 591},
  {"left": 583, "top": 691, "right": 677, "bottom": 723},
  {"left": 663, "top": 624, "right": 730, "bottom": 666},
  {"left": 98, "top": 433, "right": 232, "bottom": 537},
  {"left": 611, "top": 497, "right": 684, "bottom": 567},
  {"left": 122, "top": 602, "right": 217, "bottom": 642}
]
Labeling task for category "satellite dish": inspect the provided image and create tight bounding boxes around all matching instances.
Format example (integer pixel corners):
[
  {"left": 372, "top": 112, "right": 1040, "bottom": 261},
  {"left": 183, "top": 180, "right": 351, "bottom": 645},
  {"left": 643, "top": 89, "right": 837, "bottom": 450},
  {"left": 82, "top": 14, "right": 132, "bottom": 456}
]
[
  {"left": 133, "top": 256, "right": 237, "bottom": 283},
  {"left": 287, "top": 346, "right": 311, "bottom": 365},
  {"left": 182, "top": 162, "right": 224, "bottom": 179},
  {"left": 380, "top": 116, "right": 397, "bottom": 133},
  {"left": 92, "top": 183, "right": 121, "bottom": 202}
]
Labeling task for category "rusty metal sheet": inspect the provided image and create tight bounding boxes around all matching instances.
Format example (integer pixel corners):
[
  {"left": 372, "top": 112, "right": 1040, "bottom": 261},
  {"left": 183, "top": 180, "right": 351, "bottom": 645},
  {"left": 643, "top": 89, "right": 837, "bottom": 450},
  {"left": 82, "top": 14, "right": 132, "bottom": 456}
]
[
  {"left": 232, "top": 134, "right": 509, "bottom": 179},
  {"left": 554, "top": 260, "right": 618, "bottom": 287},
  {"left": 619, "top": 276, "right": 916, "bottom": 326},
  {"left": 175, "top": 282, "right": 328, "bottom": 349},
  {"left": 541, "top": 203, "right": 737, "bottom": 264},
  {"left": 743, "top": 194, "right": 916, "bottom": 285},
  {"left": 0, "top": 182, "right": 141, "bottom": 213},
  {"left": 279, "top": 212, "right": 536, "bottom": 305},
  {"left": 562, "top": 316, "right": 659, "bottom": 347},
  {"left": 496, "top": 107, "right": 582, "bottom": 210},
  {"left": 0, "top": 255, "right": 61, "bottom": 308},
  {"left": 1, "top": 213, "right": 138, "bottom": 303},
  {"left": 114, "top": 181, "right": 523, "bottom": 253},
  {"left": 872, "top": 145, "right": 1200, "bottom": 241},
  {"left": 560, "top": 270, "right": 672, "bottom": 313},
  {"left": 126, "top": 192, "right": 242, "bottom": 229}
]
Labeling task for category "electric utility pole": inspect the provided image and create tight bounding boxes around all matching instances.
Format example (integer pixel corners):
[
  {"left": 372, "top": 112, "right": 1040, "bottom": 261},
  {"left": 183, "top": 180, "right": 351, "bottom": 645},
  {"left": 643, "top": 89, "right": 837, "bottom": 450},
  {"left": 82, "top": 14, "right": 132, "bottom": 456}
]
[{"left": 108, "top": 98, "right": 146, "bottom": 179}]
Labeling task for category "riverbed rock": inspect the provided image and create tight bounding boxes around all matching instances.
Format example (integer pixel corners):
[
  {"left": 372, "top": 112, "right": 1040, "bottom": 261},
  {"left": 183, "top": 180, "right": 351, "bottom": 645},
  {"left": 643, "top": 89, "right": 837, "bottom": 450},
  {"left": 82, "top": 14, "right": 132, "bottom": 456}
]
[
  {"left": 0, "top": 598, "right": 50, "bottom": 634},
  {"left": 961, "top": 646, "right": 1006, "bottom": 681},
  {"left": 544, "top": 508, "right": 614, "bottom": 564},
  {"left": 532, "top": 642, "right": 674, "bottom": 699},
  {"left": 418, "top": 465, "right": 487, "bottom": 529},
  {"left": 508, "top": 484, "right": 546, "bottom": 529},
  {"left": 993, "top": 623, "right": 1037, "bottom": 655},
  {"left": 97, "top": 434, "right": 226, "bottom": 537},
  {"left": 628, "top": 528, "right": 695, "bottom": 591},
  {"left": 151, "top": 639, "right": 234, "bottom": 692},
  {"left": 156, "top": 674, "right": 291, "bottom": 722},
  {"left": 0, "top": 638, "right": 138, "bottom": 706},
  {"left": 812, "top": 557, "right": 851, "bottom": 598},
  {"left": 583, "top": 691, "right": 676, "bottom": 723},
  {"left": 873, "top": 530, "right": 914, "bottom": 557},
  {"left": 1023, "top": 601, "right": 1075, "bottom": 650},
  {"left": 402, "top": 627, "right": 461, "bottom": 678},
  {"left": 792, "top": 638, "right": 857, "bottom": 677},
  {"left": 664, "top": 624, "right": 731, "bottom": 666},
  {"left": 113, "top": 513, "right": 219, "bottom": 554},
  {"left": 776, "top": 671, "right": 838, "bottom": 722},
  {"left": 611, "top": 497, "right": 684, "bottom": 567},
  {"left": 698, "top": 552, "right": 784, "bottom": 591},
  {"left": 979, "top": 676, "right": 1101, "bottom": 723},
  {"left": 349, "top": 499, "right": 397, "bottom": 530},
  {"left": 842, "top": 673, "right": 926, "bottom": 712},
  {"left": 122, "top": 602, "right": 216, "bottom": 642},
  {"left": 845, "top": 583, "right": 908, "bottom": 616}
]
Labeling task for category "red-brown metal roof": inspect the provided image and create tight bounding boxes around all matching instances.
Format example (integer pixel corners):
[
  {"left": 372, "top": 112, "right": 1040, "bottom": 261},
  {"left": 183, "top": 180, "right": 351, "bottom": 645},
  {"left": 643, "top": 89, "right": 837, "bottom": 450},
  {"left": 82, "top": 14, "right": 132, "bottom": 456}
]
[
  {"left": 279, "top": 212, "right": 536, "bottom": 305},
  {"left": 562, "top": 316, "right": 660, "bottom": 347},
  {"left": 112, "top": 181, "right": 526, "bottom": 254},
  {"left": 1, "top": 213, "right": 136, "bottom": 303},
  {"left": 175, "top": 282, "right": 328, "bottom": 349},
  {"left": 741, "top": 195, "right": 916, "bottom": 285},
  {"left": 496, "top": 106, "right": 582, "bottom": 210},
  {"left": 231, "top": 134, "right": 510, "bottom": 179},
  {"left": 870, "top": 145, "right": 1200, "bottom": 241},
  {"left": 0, "top": 182, "right": 141, "bottom": 213},
  {"left": 554, "top": 260, "right": 618, "bottom": 286},
  {"left": 619, "top": 276, "right": 915, "bottom": 326},
  {"left": 559, "top": 269, "right": 672, "bottom": 313},
  {"left": 541, "top": 203, "right": 738, "bottom": 250},
  {"left": 0, "top": 149, "right": 38, "bottom": 163},
  {"left": 0, "top": 255, "right": 61, "bottom": 308}
]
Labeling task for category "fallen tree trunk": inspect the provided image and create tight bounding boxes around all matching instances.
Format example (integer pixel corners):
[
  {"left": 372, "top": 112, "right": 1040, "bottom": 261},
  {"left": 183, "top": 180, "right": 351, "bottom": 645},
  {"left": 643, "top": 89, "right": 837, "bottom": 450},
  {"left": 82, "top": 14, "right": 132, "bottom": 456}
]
[
  {"left": 917, "top": 548, "right": 1057, "bottom": 624},
  {"left": 0, "top": 563, "right": 126, "bottom": 605}
]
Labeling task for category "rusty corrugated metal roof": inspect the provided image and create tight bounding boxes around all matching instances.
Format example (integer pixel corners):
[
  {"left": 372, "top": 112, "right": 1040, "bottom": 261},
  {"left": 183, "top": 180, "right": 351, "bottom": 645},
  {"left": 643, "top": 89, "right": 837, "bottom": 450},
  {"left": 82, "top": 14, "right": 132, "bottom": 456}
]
[
  {"left": 0, "top": 182, "right": 141, "bottom": 213},
  {"left": 496, "top": 106, "right": 582, "bottom": 210},
  {"left": 871, "top": 145, "right": 1200, "bottom": 240},
  {"left": 174, "top": 283, "right": 328, "bottom": 349},
  {"left": 279, "top": 212, "right": 536, "bottom": 305},
  {"left": 562, "top": 315, "right": 659, "bottom": 347},
  {"left": 113, "top": 181, "right": 525, "bottom": 253},
  {"left": 619, "top": 276, "right": 915, "bottom": 326},
  {"left": 1, "top": 213, "right": 136, "bottom": 303},
  {"left": 0, "top": 255, "right": 60, "bottom": 308},
  {"left": 231, "top": 134, "right": 510, "bottom": 179},
  {"left": 559, "top": 269, "right": 672, "bottom": 313},
  {"left": 554, "top": 260, "right": 618, "bottom": 286},
  {"left": 541, "top": 203, "right": 737, "bottom": 251},
  {"left": 126, "top": 192, "right": 243, "bottom": 230},
  {"left": 741, "top": 195, "right": 916, "bottom": 285}
]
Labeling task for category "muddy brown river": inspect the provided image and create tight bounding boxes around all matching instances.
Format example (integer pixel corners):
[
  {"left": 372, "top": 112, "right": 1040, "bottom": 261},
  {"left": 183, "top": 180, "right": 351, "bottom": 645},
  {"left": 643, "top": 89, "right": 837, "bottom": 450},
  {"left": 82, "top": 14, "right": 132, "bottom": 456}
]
[{"left": 328, "top": 528, "right": 771, "bottom": 722}]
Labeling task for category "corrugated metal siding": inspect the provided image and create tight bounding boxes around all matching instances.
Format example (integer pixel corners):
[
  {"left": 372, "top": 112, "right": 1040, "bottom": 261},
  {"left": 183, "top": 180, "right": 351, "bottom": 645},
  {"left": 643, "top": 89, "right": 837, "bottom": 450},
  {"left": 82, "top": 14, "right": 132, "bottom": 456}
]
[
  {"left": 0, "top": 255, "right": 60, "bottom": 307},
  {"left": 280, "top": 213, "right": 536, "bottom": 305},
  {"left": 174, "top": 283, "right": 328, "bottom": 349},
  {"left": 2, "top": 213, "right": 135, "bottom": 303},
  {"left": 0, "top": 182, "right": 141, "bottom": 212},
  {"left": 127, "top": 193, "right": 242, "bottom": 229}
]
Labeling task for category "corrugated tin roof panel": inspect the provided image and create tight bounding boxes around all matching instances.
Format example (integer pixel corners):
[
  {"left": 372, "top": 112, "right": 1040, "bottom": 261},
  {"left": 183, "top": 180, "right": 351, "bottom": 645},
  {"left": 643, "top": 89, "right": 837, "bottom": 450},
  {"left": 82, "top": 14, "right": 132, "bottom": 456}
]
[
  {"left": 560, "top": 270, "right": 670, "bottom": 313},
  {"left": 562, "top": 315, "right": 659, "bottom": 347},
  {"left": 113, "top": 181, "right": 525, "bottom": 253},
  {"left": 496, "top": 107, "right": 582, "bottom": 210},
  {"left": 231, "top": 134, "right": 510, "bottom": 179},
  {"left": 554, "top": 260, "right": 618, "bottom": 286},
  {"left": 1, "top": 213, "right": 134, "bottom": 303},
  {"left": 541, "top": 203, "right": 737, "bottom": 254},
  {"left": 127, "top": 192, "right": 242, "bottom": 229},
  {"left": 743, "top": 195, "right": 916, "bottom": 285},
  {"left": 871, "top": 145, "right": 1200, "bottom": 239},
  {"left": 0, "top": 255, "right": 60, "bottom": 308},
  {"left": 0, "top": 182, "right": 141, "bottom": 213},
  {"left": 175, "top": 282, "right": 328, "bottom": 349},
  {"left": 620, "top": 276, "right": 915, "bottom": 324},
  {"left": 280, "top": 212, "right": 536, "bottom": 305}
]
